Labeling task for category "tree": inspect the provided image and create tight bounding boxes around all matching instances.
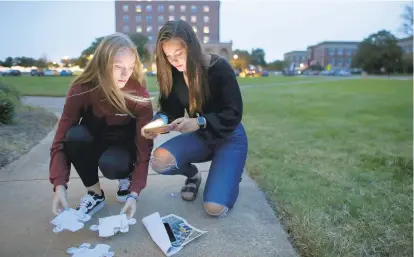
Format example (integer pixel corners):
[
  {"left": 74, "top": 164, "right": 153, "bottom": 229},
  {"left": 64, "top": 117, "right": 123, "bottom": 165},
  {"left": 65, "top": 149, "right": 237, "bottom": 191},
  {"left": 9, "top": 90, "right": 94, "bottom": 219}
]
[
  {"left": 128, "top": 33, "right": 150, "bottom": 62},
  {"left": 3, "top": 57, "right": 13, "bottom": 67},
  {"left": 232, "top": 49, "right": 251, "bottom": 70},
  {"left": 34, "top": 54, "right": 48, "bottom": 69},
  {"left": 251, "top": 48, "right": 266, "bottom": 66},
  {"left": 402, "top": 54, "right": 413, "bottom": 74},
  {"left": 13, "top": 57, "right": 36, "bottom": 67},
  {"left": 267, "top": 60, "right": 286, "bottom": 71},
  {"left": 79, "top": 33, "right": 150, "bottom": 67},
  {"left": 401, "top": 3, "right": 413, "bottom": 36},
  {"left": 352, "top": 30, "right": 403, "bottom": 74}
]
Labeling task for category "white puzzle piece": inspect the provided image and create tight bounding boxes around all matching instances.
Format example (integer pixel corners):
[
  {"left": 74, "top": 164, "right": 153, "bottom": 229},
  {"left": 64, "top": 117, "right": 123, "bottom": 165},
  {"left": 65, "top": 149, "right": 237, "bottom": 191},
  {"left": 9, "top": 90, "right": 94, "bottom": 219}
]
[
  {"left": 50, "top": 208, "right": 91, "bottom": 233},
  {"left": 89, "top": 214, "right": 137, "bottom": 237},
  {"left": 67, "top": 243, "right": 115, "bottom": 257}
]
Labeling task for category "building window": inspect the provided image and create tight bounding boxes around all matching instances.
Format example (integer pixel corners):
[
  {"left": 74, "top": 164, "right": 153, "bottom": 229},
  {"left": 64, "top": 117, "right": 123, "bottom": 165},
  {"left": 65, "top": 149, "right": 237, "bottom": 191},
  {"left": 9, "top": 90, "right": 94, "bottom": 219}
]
[
  {"left": 346, "top": 57, "right": 351, "bottom": 65},
  {"left": 180, "top": 5, "right": 186, "bottom": 12},
  {"left": 168, "top": 5, "right": 174, "bottom": 12},
  {"left": 191, "top": 16, "right": 196, "bottom": 23},
  {"left": 123, "top": 4, "right": 128, "bottom": 12},
  {"left": 158, "top": 4, "right": 164, "bottom": 12},
  {"left": 169, "top": 16, "right": 174, "bottom": 21},
  {"left": 204, "top": 5, "right": 209, "bottom": 12},
  {"left": 329, "top": 58, "right": 335, "bottom": 65},
  {"left": 329, "top": 48, "right": 335, "bottom": 56},
  {"left": 204, "top": 16, "right": 209, "bottom": 23},
  {"left": 123, "top": 15, "right": 129, "bottom": 22},
  {"left": 337, "top": 58, "right": 343, "bottom": 66},
  {"left": 158, "top": 16, "right": 164, "bottom": 22},
  {"left": 180, "top": 16, "right": 186, "bottom": 21},
  {"left": 345, "top": 48, "right": 352, "bottom": 55},
  {"left": 192, "top": 26, "right": 197, "bottom": 32},
  {"left": 136, "top": 15, "right": 141, "bottom": 22},
  {"left": 203, "top": 36, "right": 209, "bottom": 43},
  {"left": 136, "top": 5, "right": 142, "bottom": 13},
  {"left": 337, "top": 48, "right": 343, "bottom": 55},
  {"left": 146, "top": 5, "right": 152, "bottom": 12},
  {"left": 123, "top": 25, "right": 130, "bottom": 33},
  {"left": 146, "top": 16, "right": 152, "bottom": 22},
  {"left": 191, "top": 5, "right": 197, "bottom": 12},
  {"left": 203, "top": 26, "right": 209, "bottom": 33},
  {"left": 136, "top": 26, "right": 142, "bottom": 33},
  {"left": 147, "top": 25, "right": 152, "bottom": 32},
  {"left": 148, "top": 36, "right": 153, "bottom": 42}
]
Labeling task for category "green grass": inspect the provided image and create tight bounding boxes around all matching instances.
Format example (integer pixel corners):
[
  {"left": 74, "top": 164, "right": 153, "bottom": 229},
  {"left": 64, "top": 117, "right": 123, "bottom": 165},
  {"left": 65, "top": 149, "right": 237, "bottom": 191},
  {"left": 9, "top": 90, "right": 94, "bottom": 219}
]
[
  {"left": 0, "top": 76, "right": 159, "bottom": 96},
  {"left": 0, "top": 75, "right": 322, "bottom": 97},
  {"left": 242, "top": 78, "right": 413, "bottom": 257}
]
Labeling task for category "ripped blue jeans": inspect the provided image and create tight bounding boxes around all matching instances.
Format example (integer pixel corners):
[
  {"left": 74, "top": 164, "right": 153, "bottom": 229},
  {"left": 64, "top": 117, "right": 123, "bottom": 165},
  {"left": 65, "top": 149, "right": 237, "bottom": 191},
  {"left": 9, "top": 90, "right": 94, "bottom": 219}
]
[{"left": 150, "top": 123, "right": 248, "bottom": 217}]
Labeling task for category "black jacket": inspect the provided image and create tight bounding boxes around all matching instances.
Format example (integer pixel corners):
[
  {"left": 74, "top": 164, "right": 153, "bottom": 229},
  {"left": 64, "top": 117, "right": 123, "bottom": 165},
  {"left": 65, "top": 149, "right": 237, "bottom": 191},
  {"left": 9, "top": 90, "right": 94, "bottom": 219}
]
[{"left": 155, "top": 54, "right": 243, "bottom": 142}]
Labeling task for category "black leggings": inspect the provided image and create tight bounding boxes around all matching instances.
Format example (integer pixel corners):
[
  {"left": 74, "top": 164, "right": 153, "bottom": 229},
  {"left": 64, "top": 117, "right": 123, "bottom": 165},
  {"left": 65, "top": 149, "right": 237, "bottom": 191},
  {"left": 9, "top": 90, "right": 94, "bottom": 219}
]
[{"left": 64, "top": 125, "right": 136, "bottom": 187}]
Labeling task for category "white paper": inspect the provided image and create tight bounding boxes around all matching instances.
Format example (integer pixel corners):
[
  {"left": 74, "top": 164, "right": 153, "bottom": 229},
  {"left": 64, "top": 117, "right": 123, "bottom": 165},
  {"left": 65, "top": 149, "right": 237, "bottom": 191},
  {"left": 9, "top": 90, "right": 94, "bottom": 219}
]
[
  {"left": 67, "top": 243, "right": 114, "bottom": 257},
  {"left": 142, "top": 212, "right": 207, "bottom": 256},
  {"left": 50, "top": 208, "right": 91, "bottom": 233},
  {"left": 89, "top": 214, "right": 137, "bottom": 237}
]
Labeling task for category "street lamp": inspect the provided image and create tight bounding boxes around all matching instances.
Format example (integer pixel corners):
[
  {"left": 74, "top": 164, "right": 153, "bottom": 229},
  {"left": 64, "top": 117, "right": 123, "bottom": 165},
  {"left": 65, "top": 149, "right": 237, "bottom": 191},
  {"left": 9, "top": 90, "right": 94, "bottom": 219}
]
[{"left": 233, "top": 54, "right": 238, "bottom": 60}]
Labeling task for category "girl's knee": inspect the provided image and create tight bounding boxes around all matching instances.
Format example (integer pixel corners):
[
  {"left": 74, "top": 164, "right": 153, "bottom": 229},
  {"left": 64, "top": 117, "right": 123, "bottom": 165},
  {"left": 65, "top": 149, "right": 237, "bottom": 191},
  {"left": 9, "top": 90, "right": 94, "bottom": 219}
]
[
  {"left": 150, "top": 148, "right": 177, "bottom": 174},
  {"left": 204, "top": 202, "right": 229, "bottom": 218},
  {"left": 65, "top": 125, "right": 93, "bottom": 143}
]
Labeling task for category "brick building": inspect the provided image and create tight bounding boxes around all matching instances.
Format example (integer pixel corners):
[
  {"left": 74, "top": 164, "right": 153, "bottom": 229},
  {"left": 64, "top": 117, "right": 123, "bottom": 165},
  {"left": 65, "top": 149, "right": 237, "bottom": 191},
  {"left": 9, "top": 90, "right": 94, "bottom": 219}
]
[
  {"left": 283, "top": 51, "right": 308, "bottom": 67},
  {"left": 307, "top": 41, "right": 359, "bottom": 68},
  {"left": 115, "top": 0, "right": 232, "bottom": 71}
]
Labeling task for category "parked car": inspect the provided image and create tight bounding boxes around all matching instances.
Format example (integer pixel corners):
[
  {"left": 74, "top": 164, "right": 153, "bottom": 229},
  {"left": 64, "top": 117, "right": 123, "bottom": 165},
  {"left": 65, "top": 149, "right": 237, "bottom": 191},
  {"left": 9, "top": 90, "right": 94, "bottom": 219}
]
[
  {"left": 60, "top": 70, "right": 73, "bottom": 76},
  {"left": 30, "top": 69, "right": 44, "bottom": 76},
  {"left": 2, "top": 69, "right": 21, "bottom": 76},
  {"left": 261, "top": 70, "right": 269, "bottom": 77},
  {"left": 44, "top": 69, "right": 59, "bottom": 76}
]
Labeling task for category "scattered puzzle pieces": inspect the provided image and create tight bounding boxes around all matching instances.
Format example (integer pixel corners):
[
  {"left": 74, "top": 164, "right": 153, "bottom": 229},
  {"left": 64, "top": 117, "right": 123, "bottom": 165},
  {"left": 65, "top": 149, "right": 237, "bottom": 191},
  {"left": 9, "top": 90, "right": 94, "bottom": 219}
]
[
  {"left": 89, "top": 214, "right": 136, "bottom": 237},
  {"left": 50, "top": 208, "right": 91, "bottom": 233},
  {"left": 67, "top": 243, "right": 115, "bottom": 257}
]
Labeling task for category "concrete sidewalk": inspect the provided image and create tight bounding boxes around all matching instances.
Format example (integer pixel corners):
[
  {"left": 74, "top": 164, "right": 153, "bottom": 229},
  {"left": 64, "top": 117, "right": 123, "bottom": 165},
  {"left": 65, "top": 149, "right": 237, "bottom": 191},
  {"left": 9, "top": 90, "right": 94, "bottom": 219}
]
[{"left": 0, "top": 104, "right": 298, "bottom": 257}]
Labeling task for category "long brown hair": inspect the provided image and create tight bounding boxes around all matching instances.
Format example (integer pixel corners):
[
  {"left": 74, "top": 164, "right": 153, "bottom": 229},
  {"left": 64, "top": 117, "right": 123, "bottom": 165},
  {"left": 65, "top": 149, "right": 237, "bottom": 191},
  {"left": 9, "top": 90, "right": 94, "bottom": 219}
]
[
  {"left": 71, "top": 32, "right": 150, "bottom": 116},
  {"left": 155, "top": 20, "right": 210, "bottom": 116}
]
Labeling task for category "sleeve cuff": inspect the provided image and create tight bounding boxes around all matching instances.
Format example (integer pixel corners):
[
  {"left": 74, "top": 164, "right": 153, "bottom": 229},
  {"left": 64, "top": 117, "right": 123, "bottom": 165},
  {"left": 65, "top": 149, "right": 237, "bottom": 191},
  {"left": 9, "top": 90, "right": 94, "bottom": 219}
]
[{"left": 152, "top": 113, "right": 168, "bottom": 124}]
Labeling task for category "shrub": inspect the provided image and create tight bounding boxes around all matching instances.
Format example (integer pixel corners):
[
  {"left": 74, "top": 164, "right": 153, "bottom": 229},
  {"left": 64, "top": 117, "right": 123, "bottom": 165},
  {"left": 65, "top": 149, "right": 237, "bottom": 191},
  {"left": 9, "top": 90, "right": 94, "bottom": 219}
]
[
  {"left": 0, "top": 82, "right": 20, "bottom": 124},
  {"left": 0, "top": 92, "right": 15, "bottom": 124},
  {"left": 0, "top": 82, "right": 20, "bottom": 102}
]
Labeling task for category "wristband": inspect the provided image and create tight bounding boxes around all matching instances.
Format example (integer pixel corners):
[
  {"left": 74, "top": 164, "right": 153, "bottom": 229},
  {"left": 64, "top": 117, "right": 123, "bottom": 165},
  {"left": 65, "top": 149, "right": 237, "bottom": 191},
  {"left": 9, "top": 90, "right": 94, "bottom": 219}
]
[{"left": 126, "top": 194, "right": 139, "bottom": 201}]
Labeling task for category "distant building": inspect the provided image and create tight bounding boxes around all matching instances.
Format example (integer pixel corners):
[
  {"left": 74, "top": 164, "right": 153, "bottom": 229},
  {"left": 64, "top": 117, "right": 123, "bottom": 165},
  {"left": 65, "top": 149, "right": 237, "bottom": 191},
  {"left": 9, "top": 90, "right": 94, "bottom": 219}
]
[
  {"left": 307, "top": 41, "right": 359, "bottom": 68},
  {"left": 283, "top": 51, "right": 308, "bottom": 67},
  {"left": 397, "top": 36, "right": 413, "bottom": 56},
  {"left": 114, "top": 0, "right": 232, "bottom": 71}
]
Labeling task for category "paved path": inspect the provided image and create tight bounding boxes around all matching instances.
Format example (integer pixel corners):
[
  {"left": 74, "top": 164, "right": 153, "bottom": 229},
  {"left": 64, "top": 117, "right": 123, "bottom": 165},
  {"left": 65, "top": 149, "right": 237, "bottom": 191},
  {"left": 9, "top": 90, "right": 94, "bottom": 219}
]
[{"left": 0, "top": 91, "right": 299, "bottom": 256}]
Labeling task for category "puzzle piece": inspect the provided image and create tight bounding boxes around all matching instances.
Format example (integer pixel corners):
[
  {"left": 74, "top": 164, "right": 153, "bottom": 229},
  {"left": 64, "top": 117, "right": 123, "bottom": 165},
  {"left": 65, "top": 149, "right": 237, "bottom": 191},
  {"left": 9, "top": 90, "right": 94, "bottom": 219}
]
[
  {"left": 89, "top": 214, "right": 136, "bottom": 237},
  {"left": 50, "top": 208, "right": 91, "bottom": 233},
  {"left": 67, "top": 243, "right": 115, "bottom": 257}
]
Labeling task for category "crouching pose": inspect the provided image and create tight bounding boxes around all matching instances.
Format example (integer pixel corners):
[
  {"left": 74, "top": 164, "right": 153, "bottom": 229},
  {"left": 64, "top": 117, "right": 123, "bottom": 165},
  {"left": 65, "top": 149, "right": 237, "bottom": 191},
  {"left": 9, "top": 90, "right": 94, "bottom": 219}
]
[
  {"left": 142, "top": 20, "right": 248, "bottom": 218},
  {"left": 50, "top": 33, "right": 153, "bottom": 218}
]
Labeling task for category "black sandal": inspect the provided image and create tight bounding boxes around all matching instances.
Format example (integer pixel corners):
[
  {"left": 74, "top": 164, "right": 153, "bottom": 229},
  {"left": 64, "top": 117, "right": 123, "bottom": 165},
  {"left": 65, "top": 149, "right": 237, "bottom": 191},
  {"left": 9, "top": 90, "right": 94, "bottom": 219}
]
[{"left": 181, "top": 175, "right": 202, "bottom": 201}]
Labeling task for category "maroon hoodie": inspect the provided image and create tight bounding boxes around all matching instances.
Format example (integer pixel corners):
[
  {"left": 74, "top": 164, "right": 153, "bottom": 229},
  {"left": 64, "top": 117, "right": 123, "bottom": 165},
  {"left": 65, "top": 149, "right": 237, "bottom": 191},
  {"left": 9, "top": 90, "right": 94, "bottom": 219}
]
[{"left": 49, "top": 79, "right": 154, "bottom": 195}]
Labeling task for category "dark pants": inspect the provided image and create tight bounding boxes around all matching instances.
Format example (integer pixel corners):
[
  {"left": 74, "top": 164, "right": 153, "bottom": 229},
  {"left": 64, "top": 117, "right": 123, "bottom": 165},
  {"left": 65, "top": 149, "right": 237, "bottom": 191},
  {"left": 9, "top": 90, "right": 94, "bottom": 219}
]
[{"left": 63, "top": 107, "right": 136, "bottom": 187}]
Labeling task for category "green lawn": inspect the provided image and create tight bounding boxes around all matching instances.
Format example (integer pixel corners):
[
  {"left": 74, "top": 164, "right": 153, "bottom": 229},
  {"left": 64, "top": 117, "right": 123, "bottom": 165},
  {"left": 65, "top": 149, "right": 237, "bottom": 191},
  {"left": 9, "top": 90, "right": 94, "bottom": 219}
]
[
  {"left": 0, "top": 75, "right": 321, "bottom": 97},
  {"left": 242, "top": 78, "right": 413, "bottom": 257}
]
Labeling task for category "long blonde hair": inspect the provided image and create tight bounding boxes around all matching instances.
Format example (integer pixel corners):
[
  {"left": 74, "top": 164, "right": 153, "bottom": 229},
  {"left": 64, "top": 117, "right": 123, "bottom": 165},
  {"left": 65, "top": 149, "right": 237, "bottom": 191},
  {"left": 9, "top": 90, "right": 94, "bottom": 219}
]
[{"left": 72, "top": 32, "right": 150, "bottom": 116}]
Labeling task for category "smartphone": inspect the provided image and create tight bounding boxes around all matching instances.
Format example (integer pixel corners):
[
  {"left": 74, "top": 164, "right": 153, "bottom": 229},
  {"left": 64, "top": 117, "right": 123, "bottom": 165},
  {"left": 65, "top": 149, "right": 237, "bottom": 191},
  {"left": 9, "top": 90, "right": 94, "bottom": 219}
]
[
  {"left": 143, "top": 125, "right": 170, "bottom": 134},
  {"left": 163, "top": 222, "right": 176, "bottom": 243}
]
